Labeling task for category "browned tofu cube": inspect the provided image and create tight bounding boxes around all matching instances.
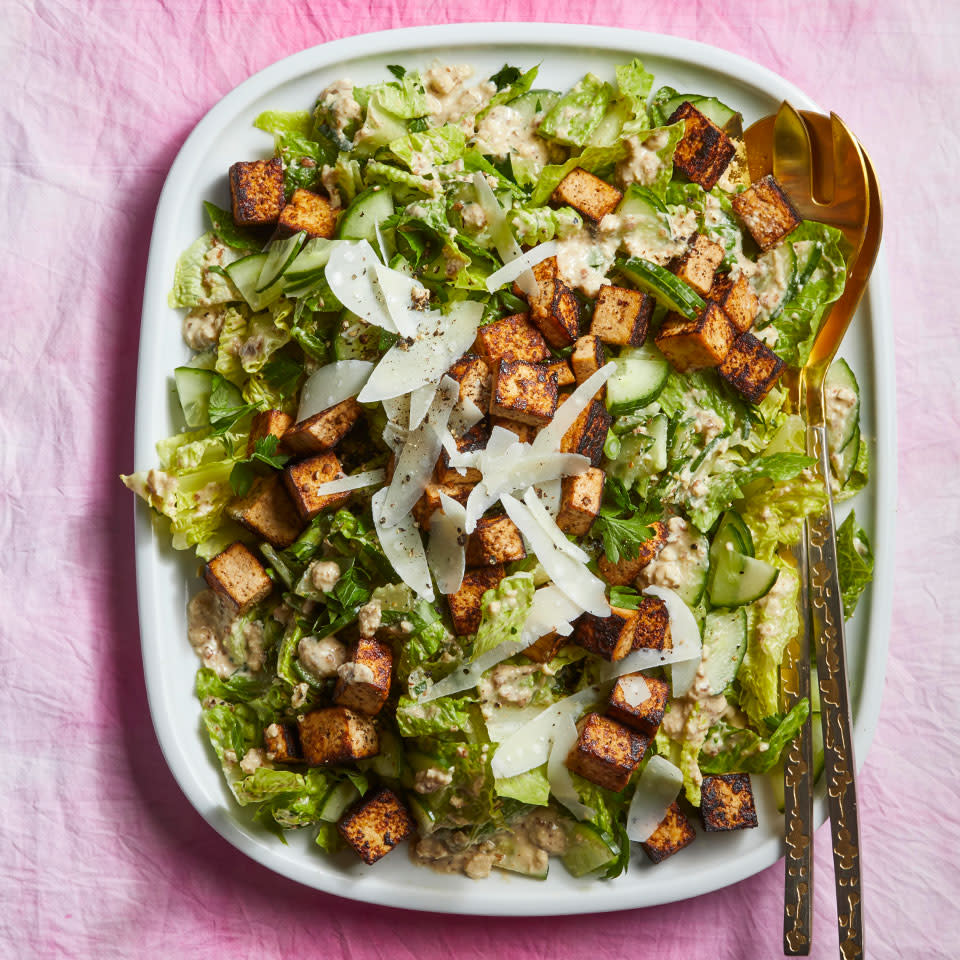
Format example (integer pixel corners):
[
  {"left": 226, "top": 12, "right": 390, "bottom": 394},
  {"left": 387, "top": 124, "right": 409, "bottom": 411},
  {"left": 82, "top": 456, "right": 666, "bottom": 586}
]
[
  {"left": 551, "top": 168, "right": 623, "bottom": 222},
  {"left": 671, "top": 233, "right": 725, "bottom": 296},
  {"left": 436, "top": 419, "right": 488, "bottom": 485},
  {"left": 528, "top": 279, "right": 580, "bottom": 348},
  {"left": 573, "top": 607, "right": 638, "bottom": 662},
  {"left": 708, "top": 273, "right": 758, "bottom": 334},
  {"left": 557, "top": 467, "right": 605, "bottom": 536},
  {"left": 277, "top": 187, "right": 337, "bottom": 239},
  {"left": 545, "top": 359, "right": 575, "bottom": 387},
  {"left": 447, "top": 564, "right": 505, "bottom": 635},
  {"left": 491, "top": 417, "right": 539, "bottom": 444},
  {"left": 731, "top": 174, "right": 801, "bottom": 251},
  {"left": 446, "top": 354, "right": 493, "bottom": 411},
  {"left": 633, "top": 596, "right": 672, "bottom": 651},
  {"left": 666, "top": 102, "right": 736, "bottom": 191},
  {"left": 226, "top": 474, "right": 304, "bottom": 548},
  {"left": 282, "top": 398, "right": 363, "bottom": 456},
  {"left": 641, "top": 801, "right": 696, "bottom": 863},
  {"left": 608, "top": 674, "right": 670, "bottom": 737},
  {"left": 229, "top": 158, "right": 285, "bottom": 226},
  {"left": 597, "top": 520, "right": 668, "bottom": 586},
  {"left": 203, "top": 541, "right": 273, "bottom": 612},
  {"left": 338, "top": 787, "right": 415, "bottom": 865},
  {"left": 523, "top": 631, "right": 566, "bottom": 663},
  {"left": 464, "top": 514, "right": 526, "bottom": 566},
  {"left": 297, "top": 707, "right": 379, "bottom": 766},
  {"left": 570, "top": 334, "right": 606, "bottom": 385},
  {"left": 263, "top": 722, "right": 302, "bottom": 763},
  {"left": 655, "top": 303, "right": 738, "bottom": 372},
  {"left": 473, "top": 315, "right": 549, "bottom": 365},
  {"left": 718, "top": 332, "right": 785, "bottom": 403},
  {"left": 590, "top": 285, "right": 652, "bottom": 347},
  {"left": 247, "top": 409, "right": 294, "bottom": 457},
  {"left": 512, "top": 256, "right": 559, "bottom": 298},
  {"left": 333, "top": 637, "right": 393, "bottom": 716},
  {"left": 284, "top": 452, "right": 350, "bottom": 520},
  {"left": 411, "top": 481, "right": 473, "bottom": 531},
  {"left": 565, "top": 712, "right": 648, "bottom": 792},
  {"left": 560, "top": 399, "right": 611, "bottom": 468},
  {"left": 700, "top": 773, "right": 759, "bottom": 832},
  {"left": 490, "top": 359, "right": 558, "bottom": 426}
]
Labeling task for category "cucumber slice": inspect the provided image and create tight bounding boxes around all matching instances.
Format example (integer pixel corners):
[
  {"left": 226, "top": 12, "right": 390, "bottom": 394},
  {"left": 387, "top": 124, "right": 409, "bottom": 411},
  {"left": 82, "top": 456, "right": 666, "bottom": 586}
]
[
  {"left": 493, "top": 834, "right": 549, "bottom": 880},
  {"left": 333, "top": 313, "right": 384, "bottom": 361},
  {"left": 173, "top": 366, "right": 215, "bottom": 428},
  {"left": 507, "top": 89, "right": 560, "bottom": 120},
  {"left": 824, "top": 358, "right": 861, "bottom": 455},
  {"left": 614, "top": 186, "right": 681, "bottom": 263},
  {"left": 282, "top": 268, "right": 327, "bottom": 299},
  {"left": 225, "top": 253, "right": 284, "bottom": 311},
  {"left": 362, "top": 728, "right": 404, "bottom": 780},
  {"left": 708, "top": 551, "right": 779, "bottom": 607},
  {"left": 284, "top": 238, "right": 336, "bottom": 280},
  {"left": 753, "top": 241, "right": 797, "bottom": 323},
  {"left": 712, "top": 510, "right": 754, "bottom": 559},
  {"left": 701, "top": 608, "right": 748, "bottom": 694},
  {"left": 659, "top": 94, "right": 741, "bottom": 132},
  {"left": 618, "top": 257, "right": 706, "bottom": 319},
  {"left": 256, "top": 231, "right": 306, "bottom": 292},
  {"left": 793, "top": 240, "right": 823, "bottom": 292},
  {"left": 673, "top": 530, "right": 710, "bottom": 607},
  {"left": 561, "top": 822, "right": 618, "bottom": 877},
  {"left": 831, "top": 427, "right": 860, "bottom": 487},
  {"left": 318, "top": 780, "right": 361, "bottom": 823},
  {"left": 605, "top": 349, "right": 670, "bottom": 415},
  {"left": 337, "top": 187, "right": 394, "bottom": 243},
  {"left": 610, "top": 413, "right": 668, "bottom": 487}
]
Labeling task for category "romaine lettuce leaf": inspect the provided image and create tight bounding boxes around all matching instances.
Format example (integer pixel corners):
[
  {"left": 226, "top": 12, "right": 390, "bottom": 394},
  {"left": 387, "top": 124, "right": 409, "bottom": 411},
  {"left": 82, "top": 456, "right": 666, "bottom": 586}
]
[
  {"left": 478, "top": 64, "right": 540, "bottom": 119},
  {"left": 473, "top": 573, "right": 536, "bottom": 658},
  {"left": 531, "top": 142, "right": 627, "bottom": 206},
  {"left": 700, "top": 699, "right": 810, "bottom": 774},
  {"left": 614, "top": 59, "right": 655, "bottom": 124},
  {"left": 168, "top": 232, "right": 242, "bottom": 309},
  {"left": 511, "top": 205, "right": 582, "bottom": 245},
  {"left": 494, "top": 765, "right": 551, "bottom": 806},
  {"left": 389, "top": 124, "right": 467, "bottom": 174},
  {"left": 538, "top": 73, "right": 614, "bottom": 147},
  {"left": 836, "top": 510, "right": 874, "bottom": 619},
  {"left": 395, "top": 694, "right": 473, "bottom": 737}
]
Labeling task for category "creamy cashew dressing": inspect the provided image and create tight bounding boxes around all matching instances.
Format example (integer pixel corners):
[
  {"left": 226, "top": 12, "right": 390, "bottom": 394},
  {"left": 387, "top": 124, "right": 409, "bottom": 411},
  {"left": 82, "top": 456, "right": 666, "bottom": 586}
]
[
  {"left": 423, "top": 64, "right": 496, "bottom": 131},
  {"left": 616, "top": 129, "right": 669, "bottom": 187},
  {"left": 474, "top": 105, "right": 553, "bottom": 166},
  {"left": 637, "top": 517, "right": 707, "bottom": 592}
]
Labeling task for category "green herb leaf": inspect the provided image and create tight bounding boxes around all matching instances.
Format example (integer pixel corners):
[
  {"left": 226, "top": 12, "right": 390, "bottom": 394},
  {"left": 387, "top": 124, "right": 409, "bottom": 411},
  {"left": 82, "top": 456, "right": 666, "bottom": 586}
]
[
  {"left": 593, "top": 511, "right": 660, "bottom": 564},
  {"left": 386, "top": 64, "right": 406, "bottom": 80},
  {"left": 608, "top": 586, "right": 642, "bottom": 609},
  {"left": 228, "top": 435, "right": 293, "bottom": 495},
  {"left": 203, "top": 202, "right": 260, "bottom": 252},
  {"left": 489, "top": 64, "right": 522, "bottom": 90}
]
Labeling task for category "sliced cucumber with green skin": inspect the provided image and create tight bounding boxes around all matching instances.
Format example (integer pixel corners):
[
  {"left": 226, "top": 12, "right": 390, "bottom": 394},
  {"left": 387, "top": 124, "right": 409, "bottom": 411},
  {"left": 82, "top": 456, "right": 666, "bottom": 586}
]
[
  {"left": 493, "top": 834, "right": 549, "bottom": 880},
  {"left": 754, "top": 241, "right": 797, "bottom": 323},
  {"left": 337, "top": 187, "right": 394, "bottom": 243},
  {"left": 614, "top": 187, "right": 679, "bottom": 262},
  {"left": 173, "top": 366, "right": 215, "bottom": 428},
  {"left": 712, "top": 510, "right": 754, "bottom": 559},
  {"left": 318, "top": 780, "right": 361, "bottom": 823},
  {"left": 610, "top": 413, "right": 668, "bottom": 487},
  {"left": 605, "top": 350, "right": 670, "bottom": 415},
  {"left": 507, "top": 89, "right": 560, "bottom": 120},
  {"left": 660, "top": 94, "right": 741, "bottom": 131},
  {"left": 824, "top": 358, "right": 861, "bottom": 455},
  {"left": 701, "top": 608, "right": 748, "bottom": 694},
  {"left": 832, "top": 427, "right": 860, "bottom": 487},
  {"left": 708, "top": 550, "right": 779, "bottom": 607},
  {"left": 225, "top": 253, "right": 284, "bottom": 311},
  {"left": 673, "top": 530, "right": 710, "bottom": 608},
  {"left": 361, "top": 729, "right": 404, "bottom": 780},
  {"left": 256, "top": 231, "right": 306, "bottom": 292},
  {"left": 282, "top": 268, "right": 327, "bottom": 298},
  {"left": 284, "top": 238, "right": 336, "bottom": 280},
  {"left": 618, "top": 257, "right": 706, "bottom": 319},
  {"left": 561, "top": 822, "right": 618, "bottom": 877}
]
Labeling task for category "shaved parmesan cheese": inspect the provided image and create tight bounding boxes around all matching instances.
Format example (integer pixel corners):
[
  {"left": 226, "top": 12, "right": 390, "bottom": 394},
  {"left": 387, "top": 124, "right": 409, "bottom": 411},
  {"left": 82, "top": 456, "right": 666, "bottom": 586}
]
[
  {"left": 626, "top": 755, "right": 684, "bottom": 843},
  {"left": 618, "top": 674, "right": 650, "bottom": 708},
  {"left": 447, "top": 395, "right": 484, "bottom": 438},
  {"left": 472, "top": 172, "right": 536, "bottom": 297},
  {"left": 408, "top": 381, "right": 438, "bottom": 430},
  {"left": 426, "top": 493, "right": 467, "bottom": 595},
  {"left": 547, "top": 713, "right": 595, "bottom": 820},
  {"left": 522, "top": 486, "right": 589, "bottom": 563},
  {"left": 381, "top": 394, "right": 410, "bottom": 427},
  {"left": 381, "top": 420, "right": 407, "bottom": 455},
  {"left": 484, "top": 240, "right": 558, "bottom": 293},
  {"left": 532, "top": 362, "right": 617, "bottom": 454},
  {"left": 306, "top": 469, "right": 386, "bottom": 498},
  {"left": 643, "top": 585, "right": 702, "bottom": 696},
  {"left": 297, "top": 360, "right": 373, "bottom": 422},
  {"left": 357, "top": 300, "right": 482, "bottom": 403},
  {"left": 371, "top": 487, "right": 433, "bottom": 600},
  {"left": 372, "top": 261, "right": 424, "bottom": 338},
  {"left": 531, "top": 479, "right": 561, "bottom": 517},
  {"left": 483, "top": 705, "right": 544, "bottom": 743},
  {"left": 500, "top": 493, "right": 609, "bottom": 617},
  {"left": 324, "top": 240, "right": 394, "bottom": 331}
]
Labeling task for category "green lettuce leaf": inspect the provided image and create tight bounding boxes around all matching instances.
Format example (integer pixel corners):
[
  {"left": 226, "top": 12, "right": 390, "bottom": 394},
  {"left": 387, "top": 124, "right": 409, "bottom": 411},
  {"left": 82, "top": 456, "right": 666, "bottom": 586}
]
[
  {"left": 395, "top": 694, "right": 473, "bottom": 737},
  {"left": 494, "top": 765, "right": 551, "bottom": 806},
  {"left": 531, "top": 142, "right": 627, "bottom": 206},
  {"left": 473, "top": 573, "right": 536, "bottom": 657},
  {"left": 741, "top": 469, "right": 828, "bottom": 563},
  {"left": 615, "top": 59, "right": 655, "bottom": 122},
  {"left": 478, "top": 64, "right": 540, "bottom": 119},
  {"left": 203, "top": 202, "right": 260, "bottom": 252},
  {"left": 700, "top": 699, "right": 810, "bottom": 774},
  {"left": 538, "top": 73, "right": 614, "bottom": 147},
  {"left": 836, "top": 510, "right": 874, "bottom": 619},
  {"left": 168, "top": 232, "right": 243, "bottom": 308},
  {"left": 389, "top": 124, "right": 467, "bottom": 173},
  {"left": 254, "top": 109, "right": 314, "bottom": 138},
  {"left": 510, "top": 205, "right": 582, "bottom": 245}
]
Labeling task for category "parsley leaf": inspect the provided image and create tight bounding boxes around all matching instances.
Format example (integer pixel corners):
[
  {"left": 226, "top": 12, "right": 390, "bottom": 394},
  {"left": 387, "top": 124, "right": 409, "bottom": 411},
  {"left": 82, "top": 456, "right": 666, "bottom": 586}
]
[
  {"left": 407, "top": 116, "right": 430, "bottom": 132},
  {"left": 386, "top": 64, "right": 406, "bottom": 80},
  {"left": 489, "top": 64, "right": 522, "bottom": 90},
  {"left": 229, "top": 435, "right": 292, "bottom": 496},
  {"left": 261, "top": 355, "right": 304, "bottom": 398},
  {"left": 608, "top": 586, "right": 642, "bottom": 609},
  {"left": 208, "top": 376, "right": 256, "bottom": 435},
  {"left": 593, "top": 512, "right": 660, "bottom": 563}
]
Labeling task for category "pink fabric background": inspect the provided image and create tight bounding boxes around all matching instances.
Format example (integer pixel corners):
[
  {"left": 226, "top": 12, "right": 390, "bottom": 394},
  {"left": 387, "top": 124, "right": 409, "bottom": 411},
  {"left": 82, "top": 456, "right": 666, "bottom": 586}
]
[{"left": 2, "top": 1, "right": 955, "bottom": 956}]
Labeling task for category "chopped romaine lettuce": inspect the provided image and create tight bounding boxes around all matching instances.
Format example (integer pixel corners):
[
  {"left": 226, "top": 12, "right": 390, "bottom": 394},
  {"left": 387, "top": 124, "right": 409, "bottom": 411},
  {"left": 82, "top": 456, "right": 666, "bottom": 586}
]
[{"left": 836, "top": 510, "right": 874, "bottom": 618}]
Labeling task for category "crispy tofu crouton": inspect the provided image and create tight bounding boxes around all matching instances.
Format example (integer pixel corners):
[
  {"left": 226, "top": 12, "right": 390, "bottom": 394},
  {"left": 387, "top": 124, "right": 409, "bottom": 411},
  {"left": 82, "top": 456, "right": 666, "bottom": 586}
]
[
  {"left": 204, "top": 542, "right": 273, "bottom": 612},
  {"left": 523, "top": 631, "right": 566, "bottom": 663},
  {"left": 229, "top": 158, "right": 285, "bottom": 226},
  {"left": 608, "top": 674, "right": 670, "bottom": 736},
  {"left": 641, "top": 801, "right": 696, "bottom": 863},
  {"left": 282, "top": 398, "right": 363, "bottom": 456},
  {"left": 590, "top": 285, "right": 653, "bottom": 347},
  {"left": 512, "top": 255, "right": 559, "bottom": 298},
  {"left": 338, "top": 787, "right": 415, "bottom": 865},
  {"left": 565, "top": 712, "right": 648, "bottom": 792},
  {"left": 655, "top": 303, "right": 738, "bottom": 373},
  {"left": 633, "top": 596, "right": 672, "bottom": 651},
  {"left": 490, "top": 359, "right": 559, "bottom": 426},
  {"left": 708, "top": 273, "right": 758, "bottom": 334},
  {"left": 570, "top": 334, "right": 606, "bottom": 385},
  {"left": 277, "top": 187, "right": 337, "bottom": 239},
  {"left": 545, "top": 359, "right": 576, "bottom": 388},
  {"left": 436, "top": 420, "right": 488, "bottom": 485},
  {"left": 446, "top": 354, "right": 493, "bottom": 411},
  {"left": 284, "top": 452, "right": 350, "bottom": 520},
  {"left": 333, "top": 637, "right": 393, "bottom": 716},
  {"left": 551, "top": 168, "right": 623, "bottom": 222},
  {"left": 671, "top": 232, "right": 725, "bottom": 296},
  {"left": 573, "top": 606, "right": 638, "bottom": 662},
  {"left": 465, "top": 514, "right": 526, "bottom": 566},
  {"left": 700, "top": 773, "right": 759, "bottom": 832},
  {"left": 247, "top": 409, "right": 294, "bottom": 457},
  {"left": 666, "top": 102, "right": 736, "bottom": 191},
  {"left": 560, "top": 399, "right": 611, "bottom": 468},
  {"left": 411, "top": 481, "right": 473, "bottom": 531},
  {"left": 596, "top": 520, "right": 668, "bottom": 585},
  {"left": 528, "top": 279, "right": 580, "bottom": 347},
  {"left": 717, "top": 332, "right": 785, "bottom": 403},
  {"left": 447, "top": 565, "right": 505, "bottom": 635},
  {"left": 473, "top": 315, "right": 549, "bottom": 365},
  {"left": 557, "top": 467, "right": 605, "bottom": 536},
  {"left": 491, "top": 416, "right": 540, "bottom": 444},
  {"left": 226, "top": 474, "right": 304, "bottom": 548},
  {"left": 298, "top": 707, "right": 379, "bottom": 766},
  {"left": 263, "top": 722, "right": 302, "bottom": 763},
  {"left": 730, "top": 174, "right": 802, "bottom": 251}
]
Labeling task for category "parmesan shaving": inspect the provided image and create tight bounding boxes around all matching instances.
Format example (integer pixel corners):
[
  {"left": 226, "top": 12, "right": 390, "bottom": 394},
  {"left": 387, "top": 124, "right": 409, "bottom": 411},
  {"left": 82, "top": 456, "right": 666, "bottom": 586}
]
[
  {"left": 305, "top": 469, "right": 386, "bottom": 498},
  {"left": 547, "top": 713, "right": 595, "bottom": 821},
  {"left": 643, "top": 585, "right": 702, "bottom": 696},
  {"left": 324, "top": 240, "right": 394, "bottom": 330},
  {"left": 472, "top": 172, "right": 536, "bottom": 296},
  {"left": 626, "top": 755, "right": 684, "bottom": 843},
  {"left": 484, "top": 240, "right": 558, "bottom": 293},
  {"left": 426, "top": 492, "right": 467, "bottom": 595},
  {"left": 521, "top": 486, "right": 589, "bottom": 562},
  {"left": 532, "top": 362, "right": 617, "bottom": 453},
  {"left": 297, "top": 359, "right": 373, "bottom": 422},
  {"left": 371, "top": 487, "right": 433, "bottom": 600}
]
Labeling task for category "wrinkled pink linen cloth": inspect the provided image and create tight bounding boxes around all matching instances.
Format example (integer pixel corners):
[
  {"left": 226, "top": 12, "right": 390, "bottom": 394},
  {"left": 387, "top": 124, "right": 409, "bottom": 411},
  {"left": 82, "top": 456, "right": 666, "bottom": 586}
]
[{"left": 1, "top": 1, "right": 955, "bottom": 957}]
